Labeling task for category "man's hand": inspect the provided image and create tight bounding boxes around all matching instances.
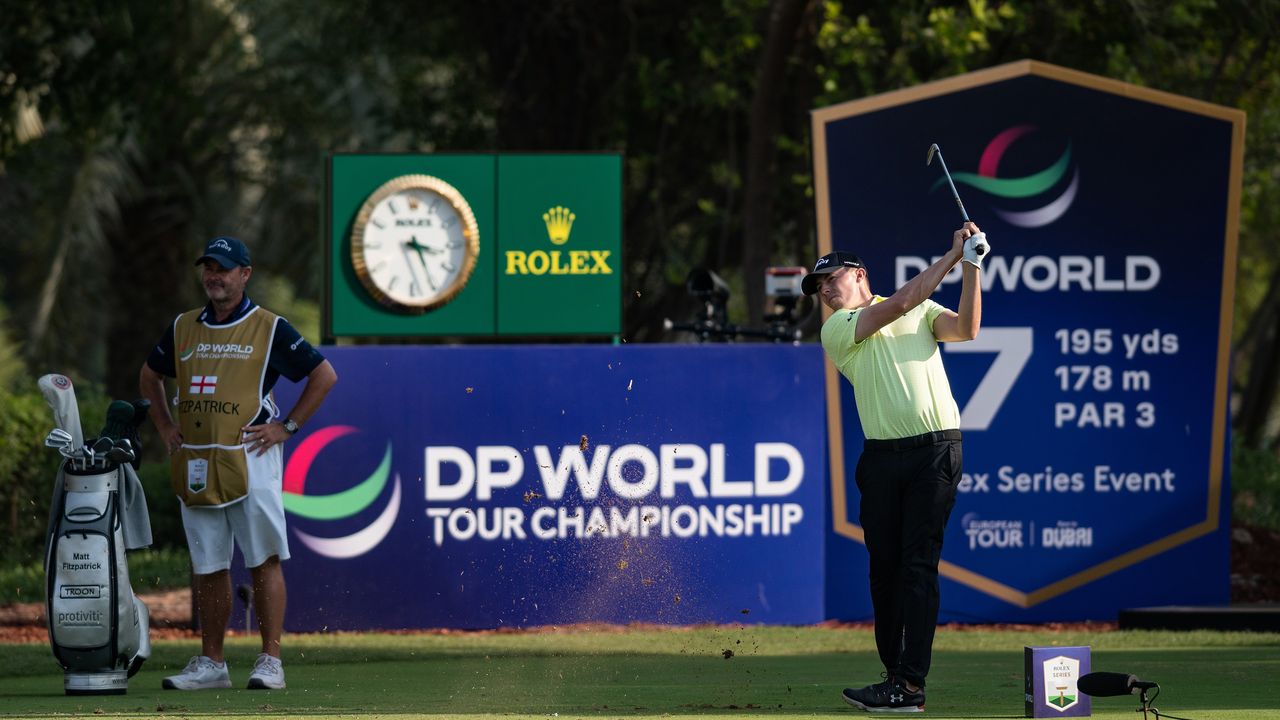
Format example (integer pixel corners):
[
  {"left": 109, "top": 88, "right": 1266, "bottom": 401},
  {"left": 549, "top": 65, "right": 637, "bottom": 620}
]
[
  {"left": 241, "top": 421, "right": 292, "bottom": 457},
  {"left": 951, "top": 221, "right": 980, "bottom": 255},
  {"left": 159, "top": 421, "right": 184, "bottom": 455},
  {"left": 963, "top": 231, "right": 990, "bottom": 269}
]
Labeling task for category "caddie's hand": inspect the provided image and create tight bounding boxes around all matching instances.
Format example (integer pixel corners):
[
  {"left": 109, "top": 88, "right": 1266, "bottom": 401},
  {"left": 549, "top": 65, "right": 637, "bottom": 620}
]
[
  {"left": 963, "top": 230, "right": 990, "bottom": 269},
  {"left": 160, "top": 422, "right": 184, "bottom": 455},
  {"left": 242, "top": 421, "right": 290, "bottom": 457}
]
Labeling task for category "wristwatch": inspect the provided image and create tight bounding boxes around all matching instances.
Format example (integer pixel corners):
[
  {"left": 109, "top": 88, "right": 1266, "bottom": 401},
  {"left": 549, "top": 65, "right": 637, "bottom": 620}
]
[{"left": 282, "top": 418, "right": 299, "bottom": 435}]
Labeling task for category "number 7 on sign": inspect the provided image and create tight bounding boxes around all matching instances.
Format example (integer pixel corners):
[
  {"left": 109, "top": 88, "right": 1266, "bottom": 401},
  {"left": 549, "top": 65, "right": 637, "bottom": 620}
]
[{"left": 943, "top": 327, "right": 1033, "bottom": 431}]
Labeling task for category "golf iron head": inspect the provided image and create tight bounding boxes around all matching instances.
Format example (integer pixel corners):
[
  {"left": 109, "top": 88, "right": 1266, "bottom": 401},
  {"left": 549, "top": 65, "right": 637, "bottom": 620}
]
[
  {"left": 45, "top": 428, "right": 74, "bottom": 448},
  {"left": 925, "top": 142, "right": 971, "bottom": 223}
]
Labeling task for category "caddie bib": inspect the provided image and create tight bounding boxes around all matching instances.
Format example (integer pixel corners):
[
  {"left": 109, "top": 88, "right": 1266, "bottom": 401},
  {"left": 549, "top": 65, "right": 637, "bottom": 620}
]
[{"left": 170, "top": 306, "right": 279, "bottom": 507}]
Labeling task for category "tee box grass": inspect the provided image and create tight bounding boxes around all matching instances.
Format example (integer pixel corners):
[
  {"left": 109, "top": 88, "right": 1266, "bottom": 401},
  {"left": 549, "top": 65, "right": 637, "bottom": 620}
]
[{"left": 1, "top": 626, "right": 1278, "bottom": 719}]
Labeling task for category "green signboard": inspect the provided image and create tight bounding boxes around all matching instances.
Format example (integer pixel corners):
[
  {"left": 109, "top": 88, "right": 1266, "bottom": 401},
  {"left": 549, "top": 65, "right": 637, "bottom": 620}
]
[
  {"left": 326, "top": 153, "right": 621, "bottom": 339},
  {"left": 496, "top": 155, "right": 622, "bottom": 335}
]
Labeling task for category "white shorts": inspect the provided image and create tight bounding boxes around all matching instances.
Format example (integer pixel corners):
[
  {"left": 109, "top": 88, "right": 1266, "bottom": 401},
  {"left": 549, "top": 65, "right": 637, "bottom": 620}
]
[{"left": 179, "top": 445, "right": 290, "bottom": 574}]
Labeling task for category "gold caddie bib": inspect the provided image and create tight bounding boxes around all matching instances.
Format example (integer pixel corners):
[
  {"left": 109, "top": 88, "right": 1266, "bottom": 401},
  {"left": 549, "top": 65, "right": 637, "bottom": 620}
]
[{"left": 171, "top": 306, "right": 279, "bottom": 507}]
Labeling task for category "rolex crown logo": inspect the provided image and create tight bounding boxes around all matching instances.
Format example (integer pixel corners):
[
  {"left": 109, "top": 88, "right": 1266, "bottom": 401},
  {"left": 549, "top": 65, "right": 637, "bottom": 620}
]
[{"left": 543, "top": 206, "right": 576, "bottom": 245}]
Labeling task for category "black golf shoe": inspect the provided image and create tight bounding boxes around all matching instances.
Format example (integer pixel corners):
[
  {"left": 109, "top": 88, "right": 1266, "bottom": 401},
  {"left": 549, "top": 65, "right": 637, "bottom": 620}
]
[{"left": 842, "top": 677, "right": 925, "bottom": 713}]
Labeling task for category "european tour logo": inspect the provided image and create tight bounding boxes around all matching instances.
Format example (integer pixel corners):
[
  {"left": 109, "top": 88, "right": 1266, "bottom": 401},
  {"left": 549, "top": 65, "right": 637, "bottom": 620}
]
[{"left": 504, "top": 205, "right": 613, "bottom": 276}]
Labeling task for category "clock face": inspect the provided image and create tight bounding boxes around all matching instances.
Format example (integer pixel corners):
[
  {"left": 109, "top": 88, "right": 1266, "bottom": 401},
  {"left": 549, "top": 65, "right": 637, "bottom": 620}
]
[{"left": 351, "top": 175, "right": 480, "bottom": 313}]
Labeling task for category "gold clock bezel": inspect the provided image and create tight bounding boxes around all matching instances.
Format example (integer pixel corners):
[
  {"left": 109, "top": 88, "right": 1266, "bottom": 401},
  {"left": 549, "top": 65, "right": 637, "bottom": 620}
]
[{"left": 350, "top": 174, "right": 481, "bottom": 314}]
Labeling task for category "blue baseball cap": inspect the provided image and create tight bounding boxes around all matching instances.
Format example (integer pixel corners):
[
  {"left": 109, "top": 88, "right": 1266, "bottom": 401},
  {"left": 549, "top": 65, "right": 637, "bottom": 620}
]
[{"left": 195, "top": 236, "right": 251, "bottom": 268}]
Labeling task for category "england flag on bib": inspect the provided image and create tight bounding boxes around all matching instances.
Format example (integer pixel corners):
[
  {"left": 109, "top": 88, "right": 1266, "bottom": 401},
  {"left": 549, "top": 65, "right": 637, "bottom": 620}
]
[{"left": 189, "top": 375, "right": 218, "bottom": 395}]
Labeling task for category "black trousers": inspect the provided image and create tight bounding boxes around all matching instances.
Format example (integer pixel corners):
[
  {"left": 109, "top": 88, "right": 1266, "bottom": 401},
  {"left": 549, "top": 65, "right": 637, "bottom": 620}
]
[{"left": 856, "top": 429, "right": 961, "bottom": 689}]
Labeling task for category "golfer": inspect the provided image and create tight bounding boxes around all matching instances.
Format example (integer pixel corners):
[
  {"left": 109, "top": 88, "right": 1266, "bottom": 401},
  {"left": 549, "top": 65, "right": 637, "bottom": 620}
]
[
  {"left": 803, "top": 222, "right": 988, "bottom": 712},
  {"left": 139, "top": 236, "right": 337, "bottom": 690}
]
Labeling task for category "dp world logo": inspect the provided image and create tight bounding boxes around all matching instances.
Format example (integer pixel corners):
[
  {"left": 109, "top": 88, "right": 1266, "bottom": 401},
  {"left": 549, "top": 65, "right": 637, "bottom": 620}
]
[
  {"left": 934, "top": 125, "right": 1079, "bottom": 228},
  {"left": 282, "top": 425, "right": 402, "bottom": 559}
]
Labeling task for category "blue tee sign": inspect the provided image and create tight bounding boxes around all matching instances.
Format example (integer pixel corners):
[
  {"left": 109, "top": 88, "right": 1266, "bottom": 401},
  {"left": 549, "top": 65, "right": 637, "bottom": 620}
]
[{"left": 813, "top": 61, "right": 1244, "bottom": 621}]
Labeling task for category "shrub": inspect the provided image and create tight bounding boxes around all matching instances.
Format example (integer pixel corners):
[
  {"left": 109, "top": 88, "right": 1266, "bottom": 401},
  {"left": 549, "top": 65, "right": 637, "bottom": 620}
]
[
  {"left": 1232, "top": 436, "right": 1280, "bottom": 531},
  {"left": 0, "top": 388, "right": 64, "bottom": 566}
]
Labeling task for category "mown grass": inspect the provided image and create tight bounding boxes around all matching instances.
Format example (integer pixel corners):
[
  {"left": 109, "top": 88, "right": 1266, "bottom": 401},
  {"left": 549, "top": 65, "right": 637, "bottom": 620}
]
[{"left": 1, "top": 626, "right": 1277, "bottom": 719}]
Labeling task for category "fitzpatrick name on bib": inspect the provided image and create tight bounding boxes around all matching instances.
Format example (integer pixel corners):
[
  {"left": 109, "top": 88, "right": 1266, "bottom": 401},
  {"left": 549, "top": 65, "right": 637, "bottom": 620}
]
[{"left": 187, "top": 458, "right": 209, "bottom": 494}]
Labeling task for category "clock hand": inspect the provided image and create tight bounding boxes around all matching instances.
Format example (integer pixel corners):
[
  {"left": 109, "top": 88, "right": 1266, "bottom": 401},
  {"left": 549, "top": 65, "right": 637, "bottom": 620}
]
[
  {"left": 405, "top": 236, "right": 442, "bottom": 255},
  {"left": 404, "top": 238, "right": 437, "bottom": 291},
  {"left": 399, "top": 243, "right": 426, "bottom": 295},
  {"left": 405, "top": 236, "right": 429, "bottom": 269}
]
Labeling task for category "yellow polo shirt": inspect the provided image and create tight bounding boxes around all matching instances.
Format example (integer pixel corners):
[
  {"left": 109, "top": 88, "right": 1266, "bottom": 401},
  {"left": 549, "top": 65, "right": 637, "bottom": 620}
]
[{"left": 821, "top": 296, "right": 960, "bottom": 440}]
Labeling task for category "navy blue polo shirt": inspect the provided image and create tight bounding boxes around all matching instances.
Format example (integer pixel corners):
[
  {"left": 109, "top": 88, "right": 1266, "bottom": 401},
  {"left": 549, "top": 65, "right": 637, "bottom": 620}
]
[{"left": 147, "top": 296, "right": 326, "bottom": 425}]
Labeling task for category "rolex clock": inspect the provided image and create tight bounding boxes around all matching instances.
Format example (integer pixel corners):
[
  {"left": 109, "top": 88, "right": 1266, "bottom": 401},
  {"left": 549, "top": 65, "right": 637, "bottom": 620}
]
[{"left": 350, "top": 174, "right": 480, "bottom": 313}]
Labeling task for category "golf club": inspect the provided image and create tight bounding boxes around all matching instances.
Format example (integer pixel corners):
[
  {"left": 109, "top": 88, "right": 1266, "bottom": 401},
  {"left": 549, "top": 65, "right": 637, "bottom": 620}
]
[
  {"left": 45, "top": 428, "right": 74, "bottom": 448},
  {"left": 927, "top": 143, "right": 985, "bottom": 257},
  {"left": 106, "top": 444, "right": 134, "bottom": 466},
  {"left": 92, "top": 437, "right": 114, "bottom": 469}
]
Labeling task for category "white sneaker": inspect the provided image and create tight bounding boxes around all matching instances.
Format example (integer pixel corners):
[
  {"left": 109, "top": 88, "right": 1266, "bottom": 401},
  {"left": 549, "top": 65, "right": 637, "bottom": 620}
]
[
  {"left": 247, "top": 653, "right": 286, "bottom": 689},
  {"left": 162, "top": 656, "right": 231, "bottom": 690}
]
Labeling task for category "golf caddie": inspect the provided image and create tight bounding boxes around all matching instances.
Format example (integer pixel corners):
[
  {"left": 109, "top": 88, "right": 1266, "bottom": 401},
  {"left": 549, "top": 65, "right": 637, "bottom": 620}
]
[
  {"left": 139, "top": 236, "right": 337, "bottom": 690},
  {"left": 804, "top": 222, "right": 989, "bottom": 713}
]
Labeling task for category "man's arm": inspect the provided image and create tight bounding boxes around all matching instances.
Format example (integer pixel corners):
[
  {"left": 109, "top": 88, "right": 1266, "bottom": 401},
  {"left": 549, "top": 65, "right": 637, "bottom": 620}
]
[
  {"left": 282, "top": 360, "right": 338, "bottom": 428},
  {"left": 241, "top": 360, "right": 338, "bottom": 456},
  {"left": 854, "top": 223, "right": 976, "bottom": 342},
  {"left": 932, "top": 260, "right": 982, "bottom": 342},
  {"left": 139, "top": 362, "right": 183, "bottom": 454}
]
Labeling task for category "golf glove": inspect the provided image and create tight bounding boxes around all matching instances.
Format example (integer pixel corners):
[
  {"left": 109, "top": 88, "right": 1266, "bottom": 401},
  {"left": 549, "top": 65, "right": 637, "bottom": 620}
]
[{"left": 963, "top": 232, "right": 990, "bottom": 269}]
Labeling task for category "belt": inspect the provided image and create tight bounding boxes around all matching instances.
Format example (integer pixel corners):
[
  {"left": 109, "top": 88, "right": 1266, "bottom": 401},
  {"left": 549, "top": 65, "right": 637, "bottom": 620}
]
[{"left": 864, "top": 429, "right": 962, "bottom": 452}]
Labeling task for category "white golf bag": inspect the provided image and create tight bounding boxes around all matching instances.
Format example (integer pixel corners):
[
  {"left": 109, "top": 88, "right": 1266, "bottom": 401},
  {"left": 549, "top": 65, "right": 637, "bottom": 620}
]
[{"left": 44, "top": 401, "right": 154, "bottom": 695}]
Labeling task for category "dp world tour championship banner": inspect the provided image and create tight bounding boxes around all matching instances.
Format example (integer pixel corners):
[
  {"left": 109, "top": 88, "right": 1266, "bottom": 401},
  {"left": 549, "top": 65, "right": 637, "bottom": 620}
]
[
  {"left": 813, "top": 61, "right": 1244, "bottom": 621},
  {"left": 264, "top": 345, "right": 826, "bottom": 631}
]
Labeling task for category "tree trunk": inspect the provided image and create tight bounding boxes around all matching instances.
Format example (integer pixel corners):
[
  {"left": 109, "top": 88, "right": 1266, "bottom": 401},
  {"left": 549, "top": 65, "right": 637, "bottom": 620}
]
[
  {"left": 104, "top": 198, "right": 192, "bottom": 403},
  {"left": 1235, "top": 265, "right": 1280, "bottom": 449},
  {"left": 741, "top": 0, "right": 812, "bottom": 327}
]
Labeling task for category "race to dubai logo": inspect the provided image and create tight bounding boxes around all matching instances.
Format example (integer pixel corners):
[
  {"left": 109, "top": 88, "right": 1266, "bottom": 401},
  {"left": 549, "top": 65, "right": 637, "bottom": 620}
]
[
  {"left": 934, "top": 125, "right": 1079, "bottom": 228},
  {"left": 282, "top": 425, "right": 402, "bottom": 559}
]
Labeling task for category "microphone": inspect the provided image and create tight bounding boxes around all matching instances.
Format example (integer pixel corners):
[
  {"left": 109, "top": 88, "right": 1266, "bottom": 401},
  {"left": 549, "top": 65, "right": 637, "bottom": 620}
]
[{"left": 1078, "top": 671, "right": 1159, "bottom": 697}]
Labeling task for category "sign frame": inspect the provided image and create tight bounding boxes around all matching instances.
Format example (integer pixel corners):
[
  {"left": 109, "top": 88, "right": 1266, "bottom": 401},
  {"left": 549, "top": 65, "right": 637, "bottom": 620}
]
[{"left": 811, "top": 59, "right": 1245, "bottom": 609}]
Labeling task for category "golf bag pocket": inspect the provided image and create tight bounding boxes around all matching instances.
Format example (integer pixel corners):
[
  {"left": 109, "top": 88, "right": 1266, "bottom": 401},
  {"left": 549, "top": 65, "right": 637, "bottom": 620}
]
[
  {"left": 50, "top": 530, "right": 113, "bottom": 651},
  {"left": 171, "top": 445, "right": 249, "bottom": 507}
]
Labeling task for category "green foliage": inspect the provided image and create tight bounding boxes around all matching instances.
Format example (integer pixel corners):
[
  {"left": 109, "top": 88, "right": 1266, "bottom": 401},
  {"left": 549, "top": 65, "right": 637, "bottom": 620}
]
[
  {"left": 1232, "top": 437, "right": 1280, "bottom": 530},
  {"left": 120, "top": 545, "right": 192, "bottom": 595},
  {"left": 251, "top": 272, "right": 321, "bottom": 345},
  {"left": 0, "top": 557, "right": 42, "bottom": 605},
  {"left": 0, "top": 387, "right": 61, "bottom": 565},
  {"left": 135, "top": 461, "right": 186, "bottom": 550}
]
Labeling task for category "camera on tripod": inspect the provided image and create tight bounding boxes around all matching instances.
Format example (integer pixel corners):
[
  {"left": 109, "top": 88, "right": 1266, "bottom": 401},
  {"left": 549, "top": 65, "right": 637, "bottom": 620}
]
[{"left": 664, "top": 266, "right": 811, "bottom": 343}]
